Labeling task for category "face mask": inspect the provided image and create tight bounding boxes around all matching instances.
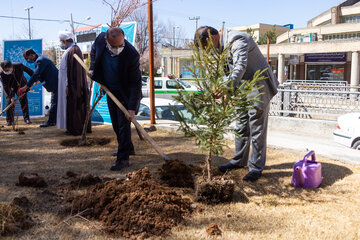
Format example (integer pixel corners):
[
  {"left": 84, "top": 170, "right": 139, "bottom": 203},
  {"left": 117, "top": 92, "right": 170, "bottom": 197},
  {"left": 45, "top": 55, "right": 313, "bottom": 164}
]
[
  {"left": 27, "top": 60, "right": 34, "bottom": 64},
  {"left": 107, "top": 42, "right": 124, "bottom": 56},
  {"left": 60, "top": 42, "right": 67, "bottom": 50},
  {"left": 3, "top": 69, "right": 13, "bottom": 75}
]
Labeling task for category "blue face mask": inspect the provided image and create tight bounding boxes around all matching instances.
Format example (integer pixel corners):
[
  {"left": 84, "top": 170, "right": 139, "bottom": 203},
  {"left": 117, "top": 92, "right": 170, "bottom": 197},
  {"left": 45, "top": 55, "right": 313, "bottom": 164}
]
[{"left": 27, "top": 60, "right": 34, "bottom": 64}]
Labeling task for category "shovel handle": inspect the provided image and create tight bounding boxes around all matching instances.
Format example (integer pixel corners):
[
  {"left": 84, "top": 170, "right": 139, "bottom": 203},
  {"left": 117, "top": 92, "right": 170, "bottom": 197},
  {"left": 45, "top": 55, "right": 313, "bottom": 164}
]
[{"left": 73, "top": 54, "right": 169, "bottom": 161}]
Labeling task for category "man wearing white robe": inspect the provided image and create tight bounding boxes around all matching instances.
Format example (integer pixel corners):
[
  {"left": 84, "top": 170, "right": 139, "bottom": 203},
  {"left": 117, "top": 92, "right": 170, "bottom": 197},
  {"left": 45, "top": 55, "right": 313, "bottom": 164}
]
[{"left": 57, "top": 31, "right": 75, "bottom": 131}]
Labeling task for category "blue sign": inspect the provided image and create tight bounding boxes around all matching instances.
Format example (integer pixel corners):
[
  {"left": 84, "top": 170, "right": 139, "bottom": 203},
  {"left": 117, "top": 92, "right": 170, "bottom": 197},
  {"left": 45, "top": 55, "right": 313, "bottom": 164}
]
[
  {"left": 91, "top": 22, "right": 137, "bottom": 124},
  {"left": 305, "top": 52, "right": 347, "bottom": 63},
  {"left": 2, "top": 39, "right": 43, "bottom": 117}
]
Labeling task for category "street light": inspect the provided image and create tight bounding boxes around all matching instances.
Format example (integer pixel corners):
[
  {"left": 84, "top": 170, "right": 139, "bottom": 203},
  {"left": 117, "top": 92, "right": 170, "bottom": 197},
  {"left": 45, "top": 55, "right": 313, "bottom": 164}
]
[
  {"left": 70, "top": 14, "right": 91, "bottom": 42},
  {"left": 24, "top": 6, "right": 33, "bottom": 39},
  {"left": 173, "top": 26, "right": 179, "bottom": 47}
]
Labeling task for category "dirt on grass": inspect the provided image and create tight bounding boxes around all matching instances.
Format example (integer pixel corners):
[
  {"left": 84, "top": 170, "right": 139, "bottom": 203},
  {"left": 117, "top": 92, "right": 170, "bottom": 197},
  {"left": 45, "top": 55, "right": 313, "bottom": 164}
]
[
  {"left": 60, "top": 137, "right": 111, "bottom": 147},
  {"left": 206, "top": 222, "right": 222, "bottom": 236},
  {"left": 0, "top": 202, "right": 35, "bottom": 236},
  {"left": 17, "top": 173, "right": 47, "bottom": 188},
  {"left": 195, "top": 177, "right": 235, "bottom": 204},
  {"left": 159, "top": 160, "right": 194, "bottom": 188},
  {"left": 69, "top": 167, "right": 193, "bottom": 238}
]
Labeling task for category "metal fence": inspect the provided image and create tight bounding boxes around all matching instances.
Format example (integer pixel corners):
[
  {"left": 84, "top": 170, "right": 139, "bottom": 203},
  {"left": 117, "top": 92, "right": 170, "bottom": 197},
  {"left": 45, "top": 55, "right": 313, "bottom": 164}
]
[{"left": 270, "top": 82, "right": 360, "bottom": 121}]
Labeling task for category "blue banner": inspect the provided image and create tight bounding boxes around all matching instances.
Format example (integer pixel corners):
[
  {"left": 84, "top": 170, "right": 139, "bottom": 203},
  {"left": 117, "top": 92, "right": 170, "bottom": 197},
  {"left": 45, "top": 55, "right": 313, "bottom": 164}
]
[
  {"left": 91, "top": 22, "right": 137, "bottom": 124},
  {"left": 305, "top": 52, "right": 347, "bottom": 63},
  {"left": 2, "top": 39, "right": 43, "bottom": 117}
]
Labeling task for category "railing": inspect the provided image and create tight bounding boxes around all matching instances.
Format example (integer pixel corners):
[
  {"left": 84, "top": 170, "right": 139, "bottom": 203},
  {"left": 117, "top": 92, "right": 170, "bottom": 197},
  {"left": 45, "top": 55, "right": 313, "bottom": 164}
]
[
  {"left": 284, "top": 80, "right": 348, "bottom": 86},
  {"left": 270, "top": 84, "right": 360, "bottom": 121}
]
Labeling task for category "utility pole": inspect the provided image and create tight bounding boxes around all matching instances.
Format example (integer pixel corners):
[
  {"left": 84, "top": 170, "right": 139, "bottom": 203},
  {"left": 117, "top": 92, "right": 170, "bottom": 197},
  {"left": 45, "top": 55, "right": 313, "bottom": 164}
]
[
  {"left": 148, "top": 0, "right": 156, "bottom": 124},
  {"left": 172, "top": 26, "right": 179, "bottom": 47},
  {"left": 189, "top": 16, "right": 200, "bottom": 31},
  {"left": 24, "top": 6, "right": 33, "bottom": 39}
]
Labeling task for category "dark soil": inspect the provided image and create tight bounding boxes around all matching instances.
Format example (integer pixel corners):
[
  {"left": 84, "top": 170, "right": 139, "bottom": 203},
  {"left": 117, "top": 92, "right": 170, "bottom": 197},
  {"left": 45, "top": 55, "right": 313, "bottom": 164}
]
[
  {"left": 195, "top": 177, "right": 235, "bottom": 204},
  {"left": 0, "top": 202, "right": 35, "bottom": 236},
  {"left": 206, "top": 223, "right": 222, "bottom": 236},
  {"left": 69, "top": 167, "right": 193, "bottom": 238},
  {"left": 11, "top": 196, "right": 33, "bottom": 211},
  {"left": 159, "top": 160, "right": 194, "bottom": 188},
  {"left": 60, "top": 137, "right": 111, "bottom": 147},
  {"left": 69, "top": 174, "right": 102, "bottom": 188},
  {"left": 17, "top": 173, "right": 47, "bottom": 188}
]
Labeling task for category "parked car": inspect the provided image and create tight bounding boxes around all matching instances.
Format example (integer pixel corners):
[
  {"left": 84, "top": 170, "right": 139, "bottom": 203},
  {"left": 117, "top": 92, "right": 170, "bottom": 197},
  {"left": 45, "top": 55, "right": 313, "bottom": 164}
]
[
  {"left": 136, "top": 97, "right": 194, "bottom": 123},
  {"left": 142, "top": 76, "right": 198, "bottom": 100},
  {"left": 333, "top": 112, "right": 360, "bottom": 150}
]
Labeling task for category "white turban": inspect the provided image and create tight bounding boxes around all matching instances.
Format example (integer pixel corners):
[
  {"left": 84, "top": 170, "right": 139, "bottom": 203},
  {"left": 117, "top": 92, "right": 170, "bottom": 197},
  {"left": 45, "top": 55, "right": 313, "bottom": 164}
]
[{"left": 58, "top": 30, "right": 74, "bottom": 41}]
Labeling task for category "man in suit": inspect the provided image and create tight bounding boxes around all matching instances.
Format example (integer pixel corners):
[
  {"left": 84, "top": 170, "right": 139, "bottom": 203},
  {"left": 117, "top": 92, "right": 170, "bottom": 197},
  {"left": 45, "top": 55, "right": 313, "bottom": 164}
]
[
  {"left": 0, "top": 60, "right": 33, "bottom": 125},
  {"left": 195, "top": 26, "right": 279, "bottom": 181},
  {"left": 21, "top": 49, "right": 59, "bottom": 127},
  {"left": 90, "top": 27, "right": 142, "bottom": 171}
]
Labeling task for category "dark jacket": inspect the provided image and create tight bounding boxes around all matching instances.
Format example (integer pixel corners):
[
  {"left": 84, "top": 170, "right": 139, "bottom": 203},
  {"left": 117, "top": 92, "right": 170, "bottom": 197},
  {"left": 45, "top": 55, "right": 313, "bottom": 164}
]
[
  {"left": 27, "top": 55, "right": 59, "bottom": 93},
  {"left": 90, "top": 32, "right": 142, "bottom": 111},
  {"left": 0, "top": 63, "right": 33, "bottom": 100}
]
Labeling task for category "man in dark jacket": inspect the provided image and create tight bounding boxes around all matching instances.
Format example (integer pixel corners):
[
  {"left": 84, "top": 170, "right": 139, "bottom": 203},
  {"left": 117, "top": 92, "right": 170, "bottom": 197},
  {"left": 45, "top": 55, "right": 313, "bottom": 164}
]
[
  {"left": 0, "top": 60, "right": 33, "bottom": 125},
  {"left": 90, "top": 27, "right": 142, "bottom": 171},
  {"left": 20, "top": 49, "right": 59, "bottom": 127}
]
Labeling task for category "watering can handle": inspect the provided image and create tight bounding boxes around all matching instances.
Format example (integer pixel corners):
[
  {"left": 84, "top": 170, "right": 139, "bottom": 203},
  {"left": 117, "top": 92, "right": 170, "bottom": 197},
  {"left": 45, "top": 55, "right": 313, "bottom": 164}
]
[{"left": 302, "top": 150, "right": 316, "bottom": 167}]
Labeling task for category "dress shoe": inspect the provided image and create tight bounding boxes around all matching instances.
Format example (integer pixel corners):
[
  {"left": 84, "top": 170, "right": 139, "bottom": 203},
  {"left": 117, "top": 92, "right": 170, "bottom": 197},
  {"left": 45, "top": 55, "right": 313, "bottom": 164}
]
[
  {"left": 40, "top": 122, "right": 55, "bottom": 127},
  {"left": 110, "top": 160, "right": 130, "bottom": 171},
  {"left": 112, "top": 150, "right": 135, "bottom": 157},
  {"left": 25, "top": 119, "right": 32, "bottom": 124},
  {"left": 243, "top": 171, "right": 262, "bottom": 182},
  {"left": 6, "top": 121, "right": 12, "bottom": 126},
  {"left": 218, "top": 162, "right": 244, "bottom": 173}
]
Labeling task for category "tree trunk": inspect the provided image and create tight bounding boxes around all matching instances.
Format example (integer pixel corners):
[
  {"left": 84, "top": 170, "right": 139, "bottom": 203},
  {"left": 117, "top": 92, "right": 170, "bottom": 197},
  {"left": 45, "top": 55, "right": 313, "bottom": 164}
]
[
  {"left": 206, "top": 153, "right": 212, "bottom": 181},
  {"left": 81, "top": 79, "right": 94, "bottom": 141}
]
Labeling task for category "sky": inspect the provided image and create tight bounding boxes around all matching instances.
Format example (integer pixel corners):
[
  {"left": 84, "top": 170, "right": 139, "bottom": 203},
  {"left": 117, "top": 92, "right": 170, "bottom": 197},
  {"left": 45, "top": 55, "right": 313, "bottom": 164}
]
[{"left": 0, "top": 0, "right": 343, "bottom": 45}]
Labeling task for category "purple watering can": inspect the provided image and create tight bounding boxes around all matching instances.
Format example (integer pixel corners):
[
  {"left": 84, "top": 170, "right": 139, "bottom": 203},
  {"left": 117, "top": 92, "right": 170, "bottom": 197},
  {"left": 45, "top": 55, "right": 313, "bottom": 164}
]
[{"left": 292, "top": 150, "right": 322, "bottom": 188}]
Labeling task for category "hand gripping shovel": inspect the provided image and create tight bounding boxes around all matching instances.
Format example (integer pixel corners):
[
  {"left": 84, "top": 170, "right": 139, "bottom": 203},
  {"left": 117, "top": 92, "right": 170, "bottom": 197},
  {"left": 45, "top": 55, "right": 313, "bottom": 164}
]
[
  {"left": 0, "top": 82, "right": 40, "bottom": 117},
  {"left": 73, "top": 54, "right": 169, "bottom": 161}
]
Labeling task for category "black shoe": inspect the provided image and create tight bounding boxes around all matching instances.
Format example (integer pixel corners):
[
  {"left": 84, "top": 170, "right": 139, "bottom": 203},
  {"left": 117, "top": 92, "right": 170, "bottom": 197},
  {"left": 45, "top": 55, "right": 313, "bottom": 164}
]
[
  {"left": 40, "top": 122, "right": 55, "bottom": 127},
  {"left": 243, "top": 171, "right": 262, "bottom": 182},
  {"left": 25, "top": 119, "right": 32, "bottom": 124},
  {"left": 112, "top": 150, "right": 135, "bottom": 157},
  {"left": 218, "top": 162, "right": 244, "bottom": 173},
  {"left": 110, "top": 161, "right": 130, "bottom": 171},
  {"left": 6, "top": 121, "right": 12, "bottom": 126}
]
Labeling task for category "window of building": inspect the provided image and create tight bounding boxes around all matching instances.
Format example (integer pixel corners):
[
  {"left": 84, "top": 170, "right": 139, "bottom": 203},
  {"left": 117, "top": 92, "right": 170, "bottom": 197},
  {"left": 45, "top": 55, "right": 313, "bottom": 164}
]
[
  {"left": 340, "top": 14, "right": 360, "bottom": 23},
  {"left": 324, "top": 32, "right": 360, "bottom": 41},
  {"left": 307, "top": 64, "right": 345, "bottom": 81}
]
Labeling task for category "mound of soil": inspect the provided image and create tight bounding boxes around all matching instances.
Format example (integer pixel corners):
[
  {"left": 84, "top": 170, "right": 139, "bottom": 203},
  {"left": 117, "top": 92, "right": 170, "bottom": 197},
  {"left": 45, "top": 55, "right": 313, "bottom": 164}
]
[
  {"left": 17, "top": 173, "right": 47, "bottom": 188},
  {"left": 206, "top": 223, "right": 222, "bottom": 236},
  {"left": 195, "top": 177, "right": 235, "bottom": 204},
  {"left": 159, "top": 160, "right": 194, "bottom": 188},
  {"left": 70, "top": 168, "right": 192, "bottom": 238},
  {"left": 60, "top": 137, "right": 111, "bottom": 147},
  {"left": 0, "top": 202, "right": 34, "bottom": 236},
  {"left": 11, "top": 197, "right": 32, "bottom": 211}
]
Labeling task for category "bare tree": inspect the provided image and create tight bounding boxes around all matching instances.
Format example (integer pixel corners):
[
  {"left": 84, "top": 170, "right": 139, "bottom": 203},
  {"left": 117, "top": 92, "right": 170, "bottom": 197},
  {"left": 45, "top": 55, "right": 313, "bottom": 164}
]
[
  {"left": 126, "top": 8, "right": 165, "bottom": 74},
  {"left": 162, "top": 20, "right": 189, "bottom": 48},
  {"left": 102, "top": 0, "right": 150, "bottom": 27}
]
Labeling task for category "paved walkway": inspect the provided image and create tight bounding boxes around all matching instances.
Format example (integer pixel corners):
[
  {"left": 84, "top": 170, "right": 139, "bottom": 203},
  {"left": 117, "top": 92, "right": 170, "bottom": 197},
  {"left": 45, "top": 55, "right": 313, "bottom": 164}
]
[
  {"left": 139, "top": 120, "right": 359, "bottom": 165},
  {"left": 267, "top": 130, "right": 360, "bottom": 165}
]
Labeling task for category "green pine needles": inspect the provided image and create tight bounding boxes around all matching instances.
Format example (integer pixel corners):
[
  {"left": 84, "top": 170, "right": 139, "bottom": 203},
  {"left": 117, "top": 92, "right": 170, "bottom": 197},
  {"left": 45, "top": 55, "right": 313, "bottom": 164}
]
[{"left": 174, "top": 33, "right": 267, "bottom": 180}]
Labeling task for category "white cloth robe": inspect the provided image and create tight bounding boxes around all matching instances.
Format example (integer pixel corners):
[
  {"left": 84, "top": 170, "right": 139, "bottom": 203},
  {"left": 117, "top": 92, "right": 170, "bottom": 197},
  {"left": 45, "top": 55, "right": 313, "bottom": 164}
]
[{"left": 56, "top": 46, "right": 73, "bottom": 129}]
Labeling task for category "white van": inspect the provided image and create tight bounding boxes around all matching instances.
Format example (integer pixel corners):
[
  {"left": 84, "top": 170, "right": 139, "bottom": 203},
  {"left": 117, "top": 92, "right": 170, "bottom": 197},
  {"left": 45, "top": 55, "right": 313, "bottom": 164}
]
[{"left": 142, "top": 76, "right": 198, "bottom": 100}]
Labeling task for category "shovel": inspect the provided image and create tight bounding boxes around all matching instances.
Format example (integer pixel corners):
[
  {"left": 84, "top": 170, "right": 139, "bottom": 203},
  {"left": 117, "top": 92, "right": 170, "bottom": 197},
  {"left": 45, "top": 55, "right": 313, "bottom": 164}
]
[
  {"left": 0, "top": 82, "right": 40, "bottom": 117},
  {"left": 73, "top": 54, "right": 169, "bottom": 161}
]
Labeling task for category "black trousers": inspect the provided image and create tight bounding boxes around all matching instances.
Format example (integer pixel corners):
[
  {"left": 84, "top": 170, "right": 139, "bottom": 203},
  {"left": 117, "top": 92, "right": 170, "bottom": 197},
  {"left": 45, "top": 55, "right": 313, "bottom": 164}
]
[
  {"left": 107, "top": 90, "right": 134, "bottom": 161},
  {"left": 48, "top": 90, "right": 58, "bottom": 124},
  {"left": 6, "top": 95, "right": 30, "bottom": 123}
]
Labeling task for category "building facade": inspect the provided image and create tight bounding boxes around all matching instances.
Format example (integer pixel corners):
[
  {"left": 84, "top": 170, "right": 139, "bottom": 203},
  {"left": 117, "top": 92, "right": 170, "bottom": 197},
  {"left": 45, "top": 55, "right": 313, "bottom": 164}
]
[{"left": 160, "top": 0, "right": 360, "bottom": 87}]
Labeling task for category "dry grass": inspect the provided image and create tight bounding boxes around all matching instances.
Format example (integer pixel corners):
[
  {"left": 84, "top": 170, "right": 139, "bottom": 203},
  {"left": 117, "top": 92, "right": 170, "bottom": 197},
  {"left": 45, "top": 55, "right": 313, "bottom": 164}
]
[{"left": 0, "top": 117, "right": 359, "bottom": 240}]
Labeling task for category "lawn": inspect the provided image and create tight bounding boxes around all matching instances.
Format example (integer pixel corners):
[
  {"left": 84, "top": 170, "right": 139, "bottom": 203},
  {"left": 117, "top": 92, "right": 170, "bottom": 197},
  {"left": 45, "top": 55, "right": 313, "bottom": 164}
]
[{"left": 0, "top": 117, "right": 359, "bottom": 240}]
